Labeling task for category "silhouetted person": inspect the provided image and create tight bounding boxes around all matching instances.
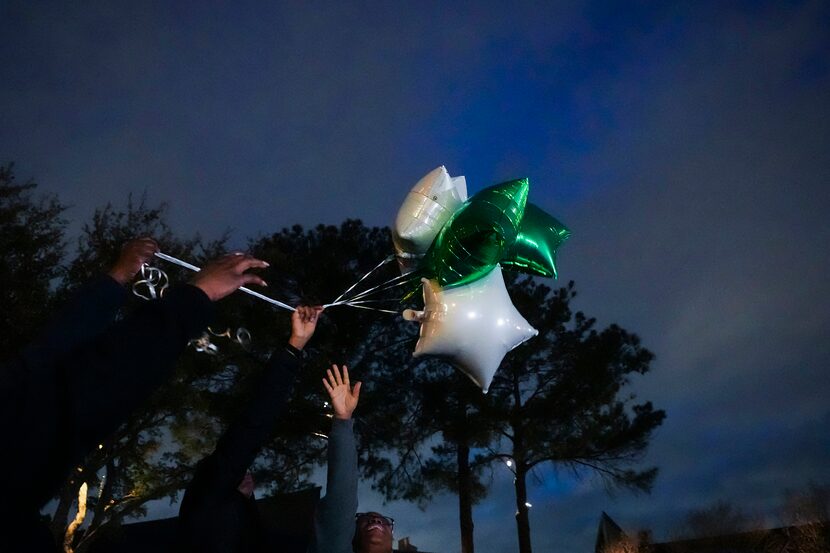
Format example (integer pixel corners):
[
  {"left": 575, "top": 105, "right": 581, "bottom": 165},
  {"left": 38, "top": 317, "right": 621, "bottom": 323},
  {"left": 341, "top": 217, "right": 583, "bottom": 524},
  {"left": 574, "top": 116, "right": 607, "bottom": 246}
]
[
  {"left": 0, "top": 240, "right": 268, "bottom": 552},
  {"left": 177, "top": 305, "right": 323, "bottom": 553}
]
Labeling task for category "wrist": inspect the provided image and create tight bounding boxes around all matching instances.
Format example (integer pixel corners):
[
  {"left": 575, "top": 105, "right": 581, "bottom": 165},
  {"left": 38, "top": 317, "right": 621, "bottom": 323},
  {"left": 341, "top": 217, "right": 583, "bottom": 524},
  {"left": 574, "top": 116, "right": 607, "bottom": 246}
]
[
  {"left": 334, "top": 413, "right": 352, "bottom": 421},
  {"left": 288, "top": 336, "right": 308, "bottom": 351},
  {"left": 107, "top": 269, "right": 130, "bottom": 286},
  {"left": 191, "top": 282, "right": 217, "bottom": 302}
]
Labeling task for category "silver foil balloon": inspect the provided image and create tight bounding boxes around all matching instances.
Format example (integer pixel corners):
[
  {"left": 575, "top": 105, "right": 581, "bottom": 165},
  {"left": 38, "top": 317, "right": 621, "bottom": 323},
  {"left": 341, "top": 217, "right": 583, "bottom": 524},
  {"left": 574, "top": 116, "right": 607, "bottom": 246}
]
[
  {"left": 403, "top": 265, "right": 537, "bottom": 392},
  {"left": 393, "top": 166, "right": 467, "bottom": 274}
]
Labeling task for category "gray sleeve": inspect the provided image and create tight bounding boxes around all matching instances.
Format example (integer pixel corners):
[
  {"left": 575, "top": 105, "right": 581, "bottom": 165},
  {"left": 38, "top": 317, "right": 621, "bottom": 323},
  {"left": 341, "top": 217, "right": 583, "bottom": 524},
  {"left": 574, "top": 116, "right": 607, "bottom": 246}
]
[{"left": 308, "top": 418, "right": 358, "bottom": 553}]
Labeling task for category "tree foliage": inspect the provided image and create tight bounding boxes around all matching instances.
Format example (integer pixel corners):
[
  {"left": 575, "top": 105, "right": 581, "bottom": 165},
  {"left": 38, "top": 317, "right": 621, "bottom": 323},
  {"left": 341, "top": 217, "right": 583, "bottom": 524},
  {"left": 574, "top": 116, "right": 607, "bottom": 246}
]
[
  {"left": 667, "top": 483, "right": 830, "bottom": 552},
  {"left": 2, "top": 164, "right": 666, "bottom": 553},
  {"left": 673, "top": 499, "right": 762, "bottom": 540},
  {"left": 486, "top": 275, "right": 665, "bottom": 553},
  {"left": 246, "top": 221, "right": 419, "bottom": 493},
  {"left": 49, "top": 197, "right": 229, "bottom": 552},
  {"left": 52, "top": 216, "right": 419, "bottom": 551},
  {"left": 0, "top": 163, "right": 66, "bottom": 354},
  {"left": 780, "top": 482, "right": 830, "bottom": 527},
  {"left": 366, "top": 273, "right": 665, "bottom": 553}
]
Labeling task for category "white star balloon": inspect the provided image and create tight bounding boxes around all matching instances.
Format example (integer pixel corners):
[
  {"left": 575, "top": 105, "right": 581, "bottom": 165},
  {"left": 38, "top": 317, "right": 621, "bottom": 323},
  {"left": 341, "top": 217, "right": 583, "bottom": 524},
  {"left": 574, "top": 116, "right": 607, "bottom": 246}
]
[
  {"left": 403, "top": 265, "right": 538, "bottom": 392},
  {"left": 392, "top": 166, "right": 467, "bottom": 274}
]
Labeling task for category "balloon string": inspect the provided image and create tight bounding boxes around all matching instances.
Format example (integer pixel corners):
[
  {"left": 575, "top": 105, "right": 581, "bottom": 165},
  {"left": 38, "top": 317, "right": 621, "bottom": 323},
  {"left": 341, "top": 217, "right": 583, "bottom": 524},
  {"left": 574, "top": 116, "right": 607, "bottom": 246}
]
[
  {"left": 154, "top": 251, "right": 409, "bottom": 315},
  {"left": 340, "top": 271, "right": 417, "bottom": 302},
  {"left": 153, "top": 251, "right": 296, "bottom": 312},
  {"left": 338, "top": 299, "right": 399, "bottom": 305},
  {"left": 340, "top": 303, "right": 400, "bottom": 315},
  {"left": 338, "top": 271, "right": 421, "bottom": 304},
  {"left": 326, "top": 254, "right": 396, "bottom": 307}
]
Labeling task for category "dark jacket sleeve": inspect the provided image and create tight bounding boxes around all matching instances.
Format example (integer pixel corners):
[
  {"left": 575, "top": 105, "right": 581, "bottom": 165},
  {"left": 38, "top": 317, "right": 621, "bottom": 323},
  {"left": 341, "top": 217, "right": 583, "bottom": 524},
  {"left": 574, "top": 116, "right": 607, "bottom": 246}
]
[
  {"left": 1, "top": 273, "right": 126, "bottom": 453},
  {"left": 64, "top": 284, "right": 214, "bottom": 451},
  {"left": 1, "top": 283, "right": 214, "bottom": 517},
  {"left": 17, "top": 274, "right": 127, "bottom": 373},
  {"left": 182, "top": 346, "right": 302, "bottom": 504},
  {"left": 308, "top": 418, "right": 358, "bottom": 553}
]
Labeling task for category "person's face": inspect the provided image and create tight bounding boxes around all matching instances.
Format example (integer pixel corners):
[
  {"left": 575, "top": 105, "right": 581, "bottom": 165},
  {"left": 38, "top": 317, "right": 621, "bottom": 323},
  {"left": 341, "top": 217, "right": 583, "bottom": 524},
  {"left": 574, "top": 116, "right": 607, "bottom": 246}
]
[{"left": 355, "top": 512, "right": 394, "bottom": 552}]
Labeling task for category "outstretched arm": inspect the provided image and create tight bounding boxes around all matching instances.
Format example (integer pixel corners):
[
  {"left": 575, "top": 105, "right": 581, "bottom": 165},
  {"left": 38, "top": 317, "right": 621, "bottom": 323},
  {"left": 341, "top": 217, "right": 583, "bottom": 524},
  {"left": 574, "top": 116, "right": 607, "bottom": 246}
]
[
  {"left": 2, "top": 252, "right": 268, "bottom": 513},
  {"left": 183, "top": 306, "right": 323, "bottom": 503},
  {"left": 20, "top": 237, "right": 158, "bottom": 370},
  {"left": 308, "top": 365, "right": 361, "bottom": 553}
]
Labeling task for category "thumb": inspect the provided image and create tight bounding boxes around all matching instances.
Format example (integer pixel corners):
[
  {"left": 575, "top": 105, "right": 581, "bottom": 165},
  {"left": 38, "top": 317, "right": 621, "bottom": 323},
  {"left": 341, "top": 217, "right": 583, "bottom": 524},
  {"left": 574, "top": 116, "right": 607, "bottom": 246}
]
[{"left": 352, "top": 381, "right": 362, "bottom": 402}]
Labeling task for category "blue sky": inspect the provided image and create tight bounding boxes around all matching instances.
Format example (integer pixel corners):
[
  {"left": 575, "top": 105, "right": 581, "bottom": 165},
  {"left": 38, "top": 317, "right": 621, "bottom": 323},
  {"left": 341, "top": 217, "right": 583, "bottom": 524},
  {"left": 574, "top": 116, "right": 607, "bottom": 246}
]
[{"left": 2, "top": 1, "right": 829, "bottom": 551}]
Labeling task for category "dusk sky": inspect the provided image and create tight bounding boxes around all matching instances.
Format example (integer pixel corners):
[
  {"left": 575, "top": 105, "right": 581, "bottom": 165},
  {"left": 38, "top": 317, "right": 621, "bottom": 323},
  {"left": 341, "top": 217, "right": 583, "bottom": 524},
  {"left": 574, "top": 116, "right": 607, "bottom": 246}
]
[{"left": 2, "top": 1, "right": 829, "bottom": 552}]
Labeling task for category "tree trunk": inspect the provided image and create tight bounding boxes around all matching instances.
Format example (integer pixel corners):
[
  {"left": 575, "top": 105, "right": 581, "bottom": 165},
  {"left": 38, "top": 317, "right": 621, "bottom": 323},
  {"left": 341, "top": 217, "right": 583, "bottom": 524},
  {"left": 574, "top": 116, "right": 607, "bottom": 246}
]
[
  {"left": 457, "top": 442, "right": 475, "bottom": 553},
  {"left": 51, "top": 477, "right": 83, "bottom": 543},
  {"left": 76, "top": 460, "right": 116, "bottom": 553},
  {"left": 514, "top": 466, "right": 533, "bottom": 553},
  {"left": 64, "top": 482, "right": 89, "bottom": 553},
  {"left": 511, "top": 376, "right": 532, "bottom": 553}
]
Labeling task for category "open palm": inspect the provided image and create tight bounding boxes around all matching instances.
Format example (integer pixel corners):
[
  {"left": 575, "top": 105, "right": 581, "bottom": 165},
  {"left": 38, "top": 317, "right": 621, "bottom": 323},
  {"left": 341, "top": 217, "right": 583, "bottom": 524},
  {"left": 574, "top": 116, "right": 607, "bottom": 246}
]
[{"left": 323, "top": 365, "right": 361, "bottom": 420}]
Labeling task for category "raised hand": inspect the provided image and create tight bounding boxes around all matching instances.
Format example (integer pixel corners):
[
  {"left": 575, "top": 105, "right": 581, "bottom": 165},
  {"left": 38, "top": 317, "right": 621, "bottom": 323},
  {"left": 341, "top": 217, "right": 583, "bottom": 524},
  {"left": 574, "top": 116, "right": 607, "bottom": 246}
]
[
  {"left": 190, "top": 253, "right": 269, "bottom": 302},
  {"left": 323, "top": 365, "right": 361, "bottom": 420},
  {"left": 108, "top": 237, "right": 159, "bottom": 285},
  {"left": 289, "top": 305, "right": 323, "bottom": 351}
]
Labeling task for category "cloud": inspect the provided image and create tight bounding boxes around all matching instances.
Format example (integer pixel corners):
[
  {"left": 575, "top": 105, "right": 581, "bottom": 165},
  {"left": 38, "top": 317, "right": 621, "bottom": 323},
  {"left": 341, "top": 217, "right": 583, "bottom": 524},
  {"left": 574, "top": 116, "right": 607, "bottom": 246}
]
[{"left": 6, "top": 1, "right": 830, "bottom": 552}]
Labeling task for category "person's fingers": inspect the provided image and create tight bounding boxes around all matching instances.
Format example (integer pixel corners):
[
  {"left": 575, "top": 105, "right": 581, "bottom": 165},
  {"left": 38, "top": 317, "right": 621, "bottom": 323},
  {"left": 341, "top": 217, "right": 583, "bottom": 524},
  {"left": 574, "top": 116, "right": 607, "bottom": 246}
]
[
  {"left": 352, "top": 381, "right": 362, "bottom": 401},
  {"left": 342, "top": 365, "right": 350, "bottom": 387},
  {"left": 138, "top": 242, "right": 158, "bottom": 258},
  {"left": 235, "top": 257, "right": 269, "bottom": 273},
  {"left": 207, "top": 253, "right": 237, "bottom": 269},
  {"left": 123, "top": 237, "right": 154, "bottom": 255},
  {"left": 239, "top": 274, "right": 267, "bottom": 288},
  {"left": 327, "top": 367, "right": 336, "bottom": 387},
  {"left": 333, "top": 364, "right": 343, "bottom": 386},
  {"left": 322, "top": 378, "right": 333, "bottom": 395},
  {"left": 219, "top": 252, "right": 246, "bottom": 266},
  {"left": 136, "top": 236, "right": 158, "bottom": 247}
]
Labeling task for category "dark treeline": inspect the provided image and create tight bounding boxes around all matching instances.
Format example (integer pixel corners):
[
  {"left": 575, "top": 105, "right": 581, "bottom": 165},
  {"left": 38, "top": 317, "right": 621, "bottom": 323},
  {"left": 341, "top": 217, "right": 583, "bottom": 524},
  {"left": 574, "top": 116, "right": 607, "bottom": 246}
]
[{"left": 1, "top": 164, "right": 664, "bottom": 553}]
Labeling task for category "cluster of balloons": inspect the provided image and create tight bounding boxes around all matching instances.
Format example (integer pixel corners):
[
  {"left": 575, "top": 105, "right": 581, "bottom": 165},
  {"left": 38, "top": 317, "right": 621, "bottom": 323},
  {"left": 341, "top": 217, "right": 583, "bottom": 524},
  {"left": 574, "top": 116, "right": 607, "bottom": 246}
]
[{"left": 394, "top": 166, "right": 570, "bottom": 392}]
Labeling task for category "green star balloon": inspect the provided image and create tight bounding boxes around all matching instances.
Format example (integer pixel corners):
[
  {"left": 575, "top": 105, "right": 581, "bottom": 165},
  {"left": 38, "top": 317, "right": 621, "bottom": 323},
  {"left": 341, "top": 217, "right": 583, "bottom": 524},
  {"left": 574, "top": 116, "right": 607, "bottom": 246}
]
[
  {"left": 421, "top": 178, "right": 529, "bottom": 288},
  {"left": 500, "top": 203, "right": 570, "bottom": 278}
]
